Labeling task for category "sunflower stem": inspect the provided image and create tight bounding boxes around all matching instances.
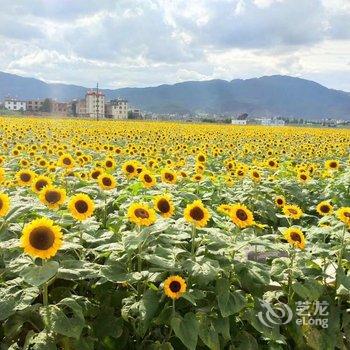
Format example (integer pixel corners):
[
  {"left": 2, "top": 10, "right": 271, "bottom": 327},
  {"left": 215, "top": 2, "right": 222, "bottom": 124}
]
[
  {"left": 191, "top": 224, "right": 196, "bottom": 259},
  {"left": 287, "top": 248, "right": 295, "bottom": 304},
  {"left": 336, "top": 224, "right": 347, "bottom": 304}
]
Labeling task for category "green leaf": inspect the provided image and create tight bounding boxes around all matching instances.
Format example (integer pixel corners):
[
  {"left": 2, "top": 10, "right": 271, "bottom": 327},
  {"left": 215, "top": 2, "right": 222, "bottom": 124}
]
[
  {"left": 139, "top": 289, "right": 160, "bottom": 337},
  {"left": 292, "top": 280, "right": 324, "bottom": 301},
  {"left": 20, "top": 261, "right": 59, "bottom": 287},
  {"left": 171, "top": 312, "right": 199, "bottom": 350},
  {"left": 198, "top": 315, "right": 220, "bottom": 350},
  {"left": 216, "top": 279, "right": 246, "bottom": 317},
  {"left": 40, "top": 298, "right": 85, "bottom": 339}
]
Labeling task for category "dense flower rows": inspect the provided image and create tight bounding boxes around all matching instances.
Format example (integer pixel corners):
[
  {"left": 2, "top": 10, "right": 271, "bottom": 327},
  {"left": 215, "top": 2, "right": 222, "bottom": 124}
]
[{"left": 0, "top": 117, "right": 349, "bottom": 349}]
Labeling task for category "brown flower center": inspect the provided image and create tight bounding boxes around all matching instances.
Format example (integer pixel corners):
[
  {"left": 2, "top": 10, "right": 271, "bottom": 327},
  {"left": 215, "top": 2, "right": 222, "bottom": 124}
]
[
  {"left": 165, "top": 173, "right": 174, "bottom": 181},
  {"left": 35, "top": 180, "right": 48, "bottom": 191},
  {"left": 106, "top": 160, "right": 113, "bottom": 168},
  {"left": 344, "top": 212, "right": 350, "bottom": 218},
  {"left": 75, "top": 200, "right": 88, "bottom": 213},
  {"left": 63, "top": 157, "right": 71, "bottom": 165},
  {"left": 277, "top": 199, "right": 283, "bottom": 205},
  {"left": 134, "top": 208, "right": 149, "bottom": 219},
  {"left": 320, "top": 205, "right": 330, "bottom": 213},
  {"left": 236, "top": 209, "right": 248, "bottom": 221},
  {"left": 143, "top": 174, "right": 153, "bottom": 183},
  {"left": 288, "top": 208, "right": 298, "bottom": 215},
  {"left": 45, "top": 190, "right": 61, "bottom": 204},
  {"left": 126, "top": 165, "right": 134, "bottom": 173},
  {"left": 330, "top": 162, "right": 337, "bottom": 168},
  {"left": 0, "top": 199, "right": 3, "bottom": 210},
  {"left": 102, "top": 177, "right": 112, "bottom": 186},
  {"left": 290, "top": 232, "right": 301, "bottom": 243},
  {"left": 29, "top": 227, "right": 55, "bottom": 250},
  {"left": 190, "top": 206, "right": 204, "bottom": 221},
  {"left": 169, "top": 280, "right": 181, "bottom": 293},
  {"left": 20, "top": 173, "right": 31, "bottom": 182},
  {"left": 92, "top": 170, "right": 101, "bottom": 179},
  {"left": 157, "top": 199, "right": 170, "bottom": 213},
  {"left": 198, "top": 155, "right": 205, "bottom": 162}
]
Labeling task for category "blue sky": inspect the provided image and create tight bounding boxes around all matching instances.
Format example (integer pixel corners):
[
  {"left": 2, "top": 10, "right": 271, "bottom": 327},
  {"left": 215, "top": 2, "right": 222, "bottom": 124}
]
[{"left": 0, "top": 0, "right": 349, "bottom": 90}]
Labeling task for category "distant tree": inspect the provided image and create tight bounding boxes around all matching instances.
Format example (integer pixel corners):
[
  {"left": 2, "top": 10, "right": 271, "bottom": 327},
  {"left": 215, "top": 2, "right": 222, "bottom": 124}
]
[{"left": 40, "top": 98, "right": 52, "bottom": 112}]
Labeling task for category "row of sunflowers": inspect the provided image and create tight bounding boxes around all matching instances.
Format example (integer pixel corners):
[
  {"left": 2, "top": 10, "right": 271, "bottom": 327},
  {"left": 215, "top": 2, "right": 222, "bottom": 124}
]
[{"left": 0, "top": 117, "right": 349, "bottom": 349}]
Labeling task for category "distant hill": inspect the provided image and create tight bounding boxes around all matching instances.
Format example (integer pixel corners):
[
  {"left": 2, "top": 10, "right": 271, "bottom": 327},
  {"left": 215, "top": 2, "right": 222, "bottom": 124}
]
[{"left": 1, "top": 71, "right": 349, "bottom": 119}]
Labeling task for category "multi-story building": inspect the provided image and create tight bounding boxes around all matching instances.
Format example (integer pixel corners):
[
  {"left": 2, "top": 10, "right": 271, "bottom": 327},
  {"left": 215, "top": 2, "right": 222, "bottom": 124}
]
[
  {"left": 85, "top": 90, "right": 105, "bottom": 119},
  {"left": 26, "top": 99, "right": 44, "bottom": 112},
  {"left": 51, "top": 101, "right": 68, "bottom": 115},
  {"left": 4, "top": 98, "right": 26, "bottom": 111},
  {"left": 106, "top": 98, "right": 128, "bottom": 119}
]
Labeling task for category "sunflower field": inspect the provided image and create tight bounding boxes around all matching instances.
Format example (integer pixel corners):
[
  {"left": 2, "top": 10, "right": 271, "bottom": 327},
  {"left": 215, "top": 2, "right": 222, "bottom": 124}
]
[{"left": 0, "top": 116, "right": 349, "bottom": 350}]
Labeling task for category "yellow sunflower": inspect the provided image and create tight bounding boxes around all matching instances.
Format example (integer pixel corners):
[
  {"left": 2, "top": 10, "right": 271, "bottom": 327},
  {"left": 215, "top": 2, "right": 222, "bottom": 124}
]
[
  {"left": 31, "top": 175, "right": 52, "bottom": 194},
  {"left": 15, "top": 169, "right": 35, "bottom": 186},
  {"left": 163, "top": 275, "right": 187, "bottom": 300},
  {"left": 127, "top": 202, "right": 156, "bottom": 226},
  {"left": 68, "top": 194, "right": 95, "bottom": 221},
  {"left": 139, "top": 170, "right": 156, "bottom": 188},
  {"left": 325, "top": 159, "right": 339, "bottom": 170},
  {"left": 161, "top": 168, "right": 177, "bottom": 184},
  {"left": 337, "top": 207, "right": 350, "bottom": 225},
  {"left": 250, "top": 169, "right": 261, "bottom": 182},
  {"left": 90, "top": 167, "right": 104, "bottom": 180},
  {"left": 21, "top": 217, "right": 62, "bottom": 259},
  {"left": 283, "top": 204, "right": 303, "bottom": 219},
  {"left": 297, "top": 171, "right": 310, "bottom": 183},
  {"left": 98, "top": 173, "right": 116, "bottom": 190},
  {"left": 0, "top": 167, "right": 5, "bottom": 182},
  {"left": 275, "top": 195, "right": 286, "bottom": 208},
  {"left": 122, "top": 160, "right": 138, "bottom": 178},
  {"left": 39, "top": 186, "right": 66, "bottom": 210},
  {"left": 316, "top": 201, "right": 333, "bottom": 216},
  {"left": 184, "top": 200, "right": 210, "bottom": 227},
  {"left": 217, "top": 204, "right": 233, "bottom": 216},
  {"left": 283, "top": 227, "right": 306, "bottom": 250},
  {"left": 58, "top": 153, "right": 75, "bottom": 168},
  {"left": 154, "top": 194, "right": 174, "bottom": 218},
  {"left": 229, "top": 204, "right": 254, "bottom": 228},
  {"left": 0, "top": 193, "right": 10, "bottom": 217}
]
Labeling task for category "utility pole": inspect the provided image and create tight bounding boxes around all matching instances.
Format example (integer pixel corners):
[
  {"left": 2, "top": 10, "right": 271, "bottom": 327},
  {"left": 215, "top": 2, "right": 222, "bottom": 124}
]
[{"left": 96, "top": 82, "right": 99, "bottom": 121}]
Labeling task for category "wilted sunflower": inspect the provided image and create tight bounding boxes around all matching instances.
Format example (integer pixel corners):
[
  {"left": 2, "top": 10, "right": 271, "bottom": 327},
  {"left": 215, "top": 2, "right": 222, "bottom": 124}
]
[
  {"left": 337, "top": 207, "right": 350, "bottom": 225},
  {"left": 163, "top": 275, "right": 187, "bottom": 300},
  {"left": 154, "top": 194, "right": 174, "bottom": 218},
  {"left": 229, "top": 204, "right": 254, "bottom": 228},
  {"left": 31, "top": 175, "right": 52, "bottom": 194},
  {"left": 275, "top": 195, "right": 286, "bottom": 208},
  {"left": 184, "top": 200, "right": 210, "bottom": 227},
  {"left": 21, "top": 217, "right": 62, "bottom": 259},
  {"left": 161, "top": 168, "right": 177, "bottom": 184},
  {"left": 139, "top": 170, "right": 156, "bottom": 188},
  {"left": 58, "top": 153, "right": 75, "bottom": 168},
  {"left": 16, "top": 169, "right": 35, "bottom": 186},
  {"left": 283, "top": 204, "right": 303, "bottom": 219},
  {"left": 39, "top": 186, "right": 66, "bottom": 210},
  {"left": 68, "top": 193, "right": 95, "bottom": 221},
  {"left": 283, "top": 227, "right": 306, "bottom": 250},
  {"left": 0, "top": 193, "right": 10, "bottom": 217},
  {"left": 316, "top": 201, "right": 333, "bottom": 216},
  {"left": 98, "top": 173, "right": 116, "bottom": 190},
  {"left": 127, "top": 202, "right": 156, "bottom": 226}
]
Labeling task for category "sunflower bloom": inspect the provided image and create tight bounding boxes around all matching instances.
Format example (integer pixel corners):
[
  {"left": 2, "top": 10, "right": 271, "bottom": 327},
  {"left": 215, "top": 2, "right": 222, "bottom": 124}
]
[
  {"left": 184, "top": 200, "right": 210, "bottom": 227},
  {"left": 127, "top": 203, "right": 156, "bottom": 226},
  {"left": 337, "top": 207, "right": 350, "bottom": 225},
  {"left": 163, "top": 275, "right": 187, "bottom": 300},
  {"left": 68, "top": 194, "right": 95, "bottom": 221},
  {"left": 316, "top": 201, "right": 333, "bottom": 216},
  {"left": 284, "top": 227, "right": 306, "bottom": 250},
  {"left": 154, "top": 194, "right": 174, "bottom": 218},
  {"left": 229, "top": 204, "right": 254, "bottom": 228},
  {"left": 21, "top": 217, "right": 62, "bottom": 259},
  {"left": 39, "top": 186, "right": 66, "bottom": 210},
  {"left": 98, "top": 173, "right": 116, "bottom": 190},
  {"left": 283, "top": 204, "right": 303, "bottom": 220},
  {"left": 0, "top": 193, "right": 10, "bottom": 217}
]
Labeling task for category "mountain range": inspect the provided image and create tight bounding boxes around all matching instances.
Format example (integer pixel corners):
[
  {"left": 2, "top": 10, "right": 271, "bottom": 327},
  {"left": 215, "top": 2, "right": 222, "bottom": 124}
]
[{"left": 1, "top": 71, "right": 350, "bottom": 119}]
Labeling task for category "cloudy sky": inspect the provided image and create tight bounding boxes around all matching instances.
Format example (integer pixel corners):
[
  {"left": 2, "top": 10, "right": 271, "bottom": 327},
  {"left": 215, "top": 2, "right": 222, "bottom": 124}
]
[{"left": 0, "top": 0, "right": 349, "bottom": 90}]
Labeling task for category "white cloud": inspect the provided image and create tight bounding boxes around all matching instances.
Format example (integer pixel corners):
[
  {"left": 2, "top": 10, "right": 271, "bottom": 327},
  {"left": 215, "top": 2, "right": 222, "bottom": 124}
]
[{"left": 0, "top": 0, "right": 349, "bottom": 90}]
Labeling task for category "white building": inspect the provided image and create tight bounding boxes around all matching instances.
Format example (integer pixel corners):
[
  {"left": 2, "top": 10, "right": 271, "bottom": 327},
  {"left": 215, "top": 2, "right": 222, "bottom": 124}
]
[
  {"left": 4, "top": 98, "right": 26, "bottom": 111},
  {"left": 231, "top": 119, "right": 247, "bottom": 125},
  {"left": 106, "top": 98, "right": 128, "bottom": 119},
  {"left": 85, "top": 90, "right": 105, "bottom": 119},
  {"left": 260, "top": 118, "right": 285, "bottom": 126}
]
